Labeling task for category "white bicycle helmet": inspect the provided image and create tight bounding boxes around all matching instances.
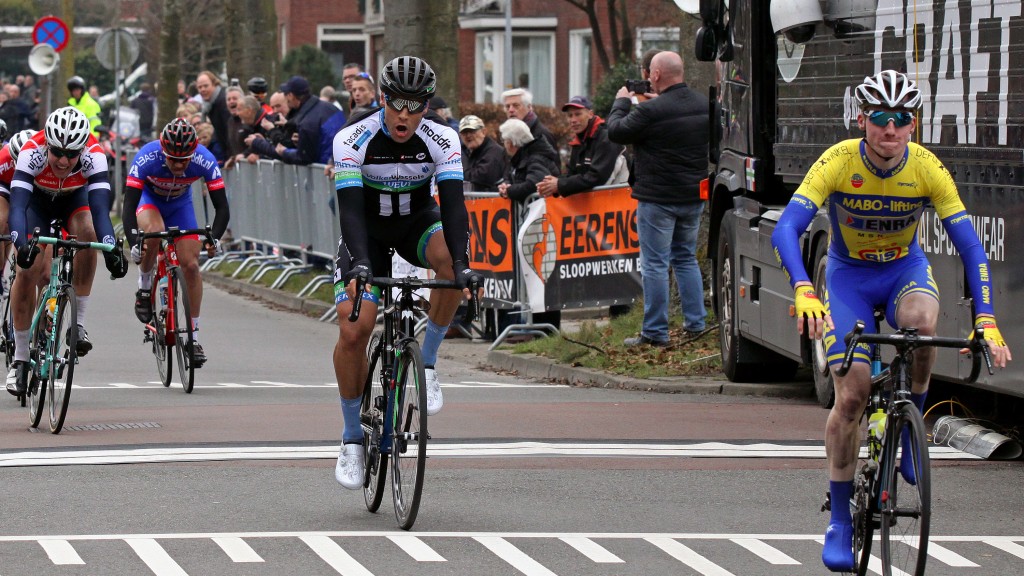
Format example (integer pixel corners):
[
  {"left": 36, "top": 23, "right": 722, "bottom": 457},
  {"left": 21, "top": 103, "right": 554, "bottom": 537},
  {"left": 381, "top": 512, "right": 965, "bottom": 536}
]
[
  {"left": 44, "top": 107, "right": 91, "bottom": 151},
  {"left": 855, "top": 70, "right": 921, "bottom": 110},
  {"left": 9, "top": 129, "right": 36, "bottom": 162}
]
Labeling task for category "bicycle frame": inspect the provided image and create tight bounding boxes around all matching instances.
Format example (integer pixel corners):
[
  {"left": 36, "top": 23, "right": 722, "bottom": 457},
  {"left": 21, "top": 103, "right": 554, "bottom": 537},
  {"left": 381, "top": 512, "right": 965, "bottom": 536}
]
[{"left": 140, "top": 227, "right": 213, "bottom": 346}]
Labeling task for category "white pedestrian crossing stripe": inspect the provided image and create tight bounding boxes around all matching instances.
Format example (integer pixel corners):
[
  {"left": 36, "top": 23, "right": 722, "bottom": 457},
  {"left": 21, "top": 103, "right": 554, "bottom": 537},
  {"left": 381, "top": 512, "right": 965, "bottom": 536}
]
[
  {"left": 69, "top": 380, "right": 565, "bottom": 389},
  {"left": 0, "top": 532, "right": 1020, "bottom": 576}
]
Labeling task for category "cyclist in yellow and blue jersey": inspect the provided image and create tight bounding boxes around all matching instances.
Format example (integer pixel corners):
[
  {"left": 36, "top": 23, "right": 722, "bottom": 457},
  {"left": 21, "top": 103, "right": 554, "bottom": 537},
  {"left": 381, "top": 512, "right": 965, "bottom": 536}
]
[{"left": 771, "top": 70, "right": 1012, "bottom": 572}]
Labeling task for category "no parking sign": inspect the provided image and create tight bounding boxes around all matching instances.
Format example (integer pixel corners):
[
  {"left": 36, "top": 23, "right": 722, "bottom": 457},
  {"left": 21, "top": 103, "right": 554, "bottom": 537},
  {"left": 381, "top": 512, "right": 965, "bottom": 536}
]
[{"left": 32, "top": 16, "right": 70, "bottom": 53}]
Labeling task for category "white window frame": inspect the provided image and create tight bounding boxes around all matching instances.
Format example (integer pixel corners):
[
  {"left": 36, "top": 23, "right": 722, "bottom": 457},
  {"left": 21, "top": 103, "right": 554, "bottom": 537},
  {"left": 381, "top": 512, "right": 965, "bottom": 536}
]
[
  {"left": 316, "top": 24, "right": 369, "bottom": 68},
  {"left": 635, "top": 27, "right": 680, "bottom": 61},
  {"left": 473, "top": 30, "right": 556, "bottom": 106},
  {"left": 568, "top": 29, "right": 593, "bottom": 100}
]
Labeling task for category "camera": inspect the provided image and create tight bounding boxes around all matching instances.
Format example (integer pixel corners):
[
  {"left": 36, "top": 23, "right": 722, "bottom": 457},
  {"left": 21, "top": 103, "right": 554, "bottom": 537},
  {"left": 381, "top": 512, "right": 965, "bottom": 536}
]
[{"left": 625, "top": 79, "right": 651, "bottom": 94}]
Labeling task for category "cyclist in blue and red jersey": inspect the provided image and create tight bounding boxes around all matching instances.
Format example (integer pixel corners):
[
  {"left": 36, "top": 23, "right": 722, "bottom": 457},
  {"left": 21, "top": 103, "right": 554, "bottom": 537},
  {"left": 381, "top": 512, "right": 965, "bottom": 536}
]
[
  {"left": 771, "top": 70, "right": 1012, "bottom": 572},
  {"left": 0, "top": 130, "right": 36, "bottom": 273},
  {"left": 5, "top": 107, "right": 128, "bottom": 396},
  {"left": 121, "top": 118, "right": 230, "bottom": 367}
]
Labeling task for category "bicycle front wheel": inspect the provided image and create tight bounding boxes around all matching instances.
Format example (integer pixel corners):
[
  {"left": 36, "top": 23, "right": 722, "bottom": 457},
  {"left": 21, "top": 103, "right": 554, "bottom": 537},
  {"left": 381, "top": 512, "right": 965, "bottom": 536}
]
[
  {"left": 47, "top": 286, "right": 78, "bottom": 434},
  {"left": 169, "top": 267, "right": 195, "bottom": 393},
  {"left": 362, "top": 331, "right": 388, "bottom": 513},
  {"left": 26, "top": 310, "right": 48, "bottom": 428},
  {"left": 390, "top": 339, "right": 427, "bottom": 530},
  {"left": 151, "top": 276, "right": 172, "bottom": 387},
  {"left": 880, "top": 402, "right": 931, "bottom": 576}
]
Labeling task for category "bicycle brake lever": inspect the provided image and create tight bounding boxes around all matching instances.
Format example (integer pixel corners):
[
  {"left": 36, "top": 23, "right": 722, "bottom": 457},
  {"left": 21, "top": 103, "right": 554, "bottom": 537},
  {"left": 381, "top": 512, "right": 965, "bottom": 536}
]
[{"left": 348, "top": 275, "right": 367, "bottom": 322}]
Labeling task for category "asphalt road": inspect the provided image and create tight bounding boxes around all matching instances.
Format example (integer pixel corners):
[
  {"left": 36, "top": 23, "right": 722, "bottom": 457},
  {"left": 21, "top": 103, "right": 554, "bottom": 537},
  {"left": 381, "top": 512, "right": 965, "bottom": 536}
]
[{"left": 1, "top": 273, "right": 1021, "bottom": 576}]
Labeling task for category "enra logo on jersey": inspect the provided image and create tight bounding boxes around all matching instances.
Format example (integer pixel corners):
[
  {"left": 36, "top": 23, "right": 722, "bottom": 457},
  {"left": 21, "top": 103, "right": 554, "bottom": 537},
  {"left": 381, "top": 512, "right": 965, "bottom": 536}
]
[{"left": 850, "top": 173, "right": 864, "bottom": 189}]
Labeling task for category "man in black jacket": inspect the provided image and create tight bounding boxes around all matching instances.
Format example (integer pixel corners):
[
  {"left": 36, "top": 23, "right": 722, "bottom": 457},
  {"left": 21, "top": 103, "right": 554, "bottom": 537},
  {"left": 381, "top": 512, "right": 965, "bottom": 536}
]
[
  {"left": 536, "top": 95, "right": 625, "bottom": 198},
  {"left": 459, "top": 115, "right": 505, "bottom": 191},
  {"left": 606, "top": 50, "right": 708, "bottom": 347},
  {"left": 274, "top": 76, "right": 343, "bottom": 165}
]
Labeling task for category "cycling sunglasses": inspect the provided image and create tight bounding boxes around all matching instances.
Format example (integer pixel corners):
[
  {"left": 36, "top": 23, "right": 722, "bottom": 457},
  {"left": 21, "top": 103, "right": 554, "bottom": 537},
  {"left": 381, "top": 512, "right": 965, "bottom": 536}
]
[
  {"left": 383, "top": 93, "right": 427, "bottom": 113},
  {"left": 867, "top": 110, "right": 914, "bottom": 128},
  {"left": 49, "top": 147, "right": 82, "bottom": 159}
]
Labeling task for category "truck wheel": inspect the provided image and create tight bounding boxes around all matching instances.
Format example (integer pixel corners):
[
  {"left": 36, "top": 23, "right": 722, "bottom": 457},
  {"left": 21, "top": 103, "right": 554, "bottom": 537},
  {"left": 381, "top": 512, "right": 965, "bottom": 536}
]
[
  {"left": 717, "top": 214, "right": 797, "bottom": 382},
  {"left": 810, "top": 240, "right": 835, "bottom": 408}
]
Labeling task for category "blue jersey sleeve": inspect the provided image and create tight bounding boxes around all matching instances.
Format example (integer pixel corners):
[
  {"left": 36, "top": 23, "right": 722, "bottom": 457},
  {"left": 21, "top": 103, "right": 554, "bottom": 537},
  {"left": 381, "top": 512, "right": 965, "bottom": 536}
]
[
  {"left": 771, "top": 194, "right": 820, "bottom": 287},
  {"left": 942, "top": 210, "right": 995, "bottom": 317}
]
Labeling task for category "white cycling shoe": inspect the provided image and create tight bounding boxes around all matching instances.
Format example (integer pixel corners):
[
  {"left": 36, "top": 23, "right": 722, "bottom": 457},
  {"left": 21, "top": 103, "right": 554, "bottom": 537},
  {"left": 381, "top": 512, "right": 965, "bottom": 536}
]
[
  {"left": 425, "top": 368, "right": 443, "bottom": 416},
  {"left": 334, "top": 443, "right": 364, "bottom": 490}
]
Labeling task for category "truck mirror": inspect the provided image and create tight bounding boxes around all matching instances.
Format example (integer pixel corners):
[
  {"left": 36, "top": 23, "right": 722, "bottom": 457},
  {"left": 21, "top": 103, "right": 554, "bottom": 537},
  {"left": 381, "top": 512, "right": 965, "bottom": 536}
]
[
  {"left": 695, "top": 25, "right": 718, "bottom": 62},
  {"left": 718, "top": 22, "right": 735, "bottom": 62},
  {"left": 700, "top": 0, "right": 723, "bottom": 24}
]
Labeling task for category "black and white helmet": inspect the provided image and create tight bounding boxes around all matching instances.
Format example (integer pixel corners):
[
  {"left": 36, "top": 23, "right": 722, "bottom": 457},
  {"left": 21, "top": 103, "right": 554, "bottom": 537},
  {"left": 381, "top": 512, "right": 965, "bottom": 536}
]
[
  {"left": 9, "top": 129, "right": 36, "bottom": 162},
  {"left": 855, "top": 70, "right": 921, "bottom": 110},
  {"left": 379, "top": 56, "right": 436, "bottom": 100},
  {"left": 44, "top": 107, "right": 91, "bottom": 151}
]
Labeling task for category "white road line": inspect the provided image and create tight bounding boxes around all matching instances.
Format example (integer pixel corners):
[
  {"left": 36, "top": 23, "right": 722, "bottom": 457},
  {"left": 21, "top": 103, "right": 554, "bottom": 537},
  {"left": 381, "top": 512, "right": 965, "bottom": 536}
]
[
  {"left": 986, "top": 539, "right": 1024, "bottom": 559},
  {"left": 730, "top": 537, "right": 799, "bottom": 564},
  {"left": 38, "top": 539, "right": 84, "bottom": 565},
  {"left": 108, "top": 383, "right": 139, "bottom": 388},
  {"left": 647, "top": 537, "right": 735, "bottom": 576},
  {"left": 925, "top": 542, "right": 979, "bottom": 567},
  {"left": 125, "top": 538, "right": 189, "bottom": 576},
  {"left": 474, "top": 536, "right": 558, "bottom": 576},
  {"left": 559, "top": 536, "right": 623, "bottom": 563},
  {"left": 250, "top": 380, "right": 302, "bottom": 387},
  {"left": 212, "top": 537, "right": 263, "bottom": 562},
  {"left": 301, "top": 535, "right": 374, "bottom": 576},
  {"left": 386, "top": 535, "right": 446, "bottom": 562},
  {"left": 215, "top": 383, "right": 247, "bottom": 387}
]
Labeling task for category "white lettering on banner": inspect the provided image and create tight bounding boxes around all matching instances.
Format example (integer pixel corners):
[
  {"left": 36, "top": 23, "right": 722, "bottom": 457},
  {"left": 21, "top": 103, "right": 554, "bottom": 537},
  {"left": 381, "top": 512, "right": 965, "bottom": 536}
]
[
  {"left": 917, "top": 211, "right": 1005, "bottom": 262},
  {"left": 870, "top": 0, "right": 1022, "bottom": 145},
  {"left": 558, "top": 257, "right": 637, "bottom": 280},
  {"left": 483, "top": 278, "right": 513, "bottom": 300}
]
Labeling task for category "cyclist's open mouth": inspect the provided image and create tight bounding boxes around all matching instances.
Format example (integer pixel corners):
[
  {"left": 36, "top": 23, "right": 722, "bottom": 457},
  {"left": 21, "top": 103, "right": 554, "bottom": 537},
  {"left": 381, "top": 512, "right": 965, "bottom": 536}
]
[{"left": 394, "top": 123, "right": 410, "bottom": 137}]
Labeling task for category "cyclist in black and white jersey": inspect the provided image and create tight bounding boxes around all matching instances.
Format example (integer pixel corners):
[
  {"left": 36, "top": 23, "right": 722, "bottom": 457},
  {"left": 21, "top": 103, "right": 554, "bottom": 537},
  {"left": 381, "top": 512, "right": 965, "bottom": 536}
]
[{"left": 331, "top": 56, "right": 482, "bottom": 489}]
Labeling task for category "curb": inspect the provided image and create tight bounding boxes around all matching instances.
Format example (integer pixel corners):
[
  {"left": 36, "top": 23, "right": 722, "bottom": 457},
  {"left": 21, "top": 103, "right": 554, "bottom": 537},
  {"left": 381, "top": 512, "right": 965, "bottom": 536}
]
[{"left": 205, "top": 272, "right": 811, "bottom": 399}]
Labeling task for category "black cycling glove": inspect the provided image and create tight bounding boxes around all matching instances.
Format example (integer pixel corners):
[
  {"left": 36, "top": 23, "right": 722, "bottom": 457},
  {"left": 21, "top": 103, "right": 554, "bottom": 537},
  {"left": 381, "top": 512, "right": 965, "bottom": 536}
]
[
  {"left": 104, "top": 242, "right": 129, "bottom": 279},
  {"left": 344, "top": 263, "right": 372, "bottom": 287},
  {"left": 454, "top": 262, "right": 482, "bottom": 291},
  {"left": 16, "top": 244, "right": 39, "bottom": 269}
]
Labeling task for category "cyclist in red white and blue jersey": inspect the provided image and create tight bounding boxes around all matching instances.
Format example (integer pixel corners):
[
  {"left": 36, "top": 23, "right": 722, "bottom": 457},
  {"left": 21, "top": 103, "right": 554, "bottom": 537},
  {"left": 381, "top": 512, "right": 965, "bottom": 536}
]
[{"left": 121, "top": 118, "right": 230, "bottom": 367}]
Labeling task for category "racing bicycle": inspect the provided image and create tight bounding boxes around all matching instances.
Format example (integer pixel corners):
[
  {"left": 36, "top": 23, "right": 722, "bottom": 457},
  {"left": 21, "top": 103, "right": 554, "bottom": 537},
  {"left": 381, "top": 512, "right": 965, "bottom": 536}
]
[
  {"left": 827, "top": 318, "right": 992, "bottom": 576},
  {"left": 138, "top": 226, "right": 214, "bottom": 394},
  {"left": 19, "top": 227, "right": 118, "bottom": 433},
  {"left": 351, "top": 261, "right": 479, "bottom": 530}
]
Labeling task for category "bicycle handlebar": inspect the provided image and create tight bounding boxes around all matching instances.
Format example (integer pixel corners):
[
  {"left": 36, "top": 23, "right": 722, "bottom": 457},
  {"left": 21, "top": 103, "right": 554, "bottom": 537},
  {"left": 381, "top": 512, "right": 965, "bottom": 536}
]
[
  {"left": 32, "top": 231, "right": 115, "bottom": 253},
  {"left": 139, "top": 226, "right": 215, "bottom": 244},
  {"left": 347, "top": 275, "right": 481, "bottom": 323},
  {"left": 835, "top": 319, "right": 994, "bottom": 383}
]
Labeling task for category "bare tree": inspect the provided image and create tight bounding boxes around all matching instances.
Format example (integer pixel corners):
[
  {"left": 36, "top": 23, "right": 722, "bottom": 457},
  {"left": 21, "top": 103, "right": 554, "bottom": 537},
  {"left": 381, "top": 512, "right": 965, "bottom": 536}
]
[
  {"left": 382, "top": 0, "right": 459, "bottom": 109},
  {"left": 158, "top": 0, "right": 183, "bottom": 128}
]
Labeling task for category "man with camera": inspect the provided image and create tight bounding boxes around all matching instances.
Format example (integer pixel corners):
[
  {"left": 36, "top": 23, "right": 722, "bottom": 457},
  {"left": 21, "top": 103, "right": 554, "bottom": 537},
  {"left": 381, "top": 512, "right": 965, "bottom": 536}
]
[{"left": 606, "top": 50, "right": 708, "bottom": 347}]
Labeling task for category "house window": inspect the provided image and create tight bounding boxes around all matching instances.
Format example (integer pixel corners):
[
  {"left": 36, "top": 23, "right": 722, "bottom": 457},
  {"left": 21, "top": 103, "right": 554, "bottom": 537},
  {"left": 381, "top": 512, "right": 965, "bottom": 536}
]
[
  {"left": 635, "top": 27, "right": 680, "bottom": 61},
  {"left": 318, "top": 26, "right": 368, "bottom": 80},
  {"left": 475, "top": 31, "right": 555, "bottom": 106},
  {"left": 569, "top": 29, "right": 592, "bottom": 99}
]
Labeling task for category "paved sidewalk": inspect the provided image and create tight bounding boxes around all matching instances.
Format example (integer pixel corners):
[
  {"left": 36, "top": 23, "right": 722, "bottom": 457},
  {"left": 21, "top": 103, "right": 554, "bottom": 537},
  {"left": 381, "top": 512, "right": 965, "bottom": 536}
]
[{"left": 205, "top": 272, "right": 812, "bottom": 399}]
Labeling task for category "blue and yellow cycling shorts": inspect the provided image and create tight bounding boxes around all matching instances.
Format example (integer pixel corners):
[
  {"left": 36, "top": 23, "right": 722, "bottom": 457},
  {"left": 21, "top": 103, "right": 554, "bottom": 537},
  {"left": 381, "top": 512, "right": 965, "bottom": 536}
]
[{"left": 823, "top": 253, "right": 938, "bottom": 367}]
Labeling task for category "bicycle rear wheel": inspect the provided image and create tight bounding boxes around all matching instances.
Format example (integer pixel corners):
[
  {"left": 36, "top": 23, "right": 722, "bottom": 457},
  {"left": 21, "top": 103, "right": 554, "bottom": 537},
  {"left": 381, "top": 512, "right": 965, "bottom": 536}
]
[
  {"left": 852, "top": 461, "right": 876, "bottom": 576},
  {"left": 47, "top": 286, "right": 77, "bottom": 434},
  {"left": 169, "top": 267, "right": 195, "bottom": 393},
  {"left": 880, "top": 402, "right": 931, "bottom": 576},
  {"left": 390, "top": 339, "right": 427, "bottom": 530},
  {"left": 26, "top": 310, "right": 48, "bottom": 428},
  {"left": 151, "top": 276, "right": 172, "bottom": 387},
  {"left": 362, "top": 331, "right": 388, "bottom": 512}
]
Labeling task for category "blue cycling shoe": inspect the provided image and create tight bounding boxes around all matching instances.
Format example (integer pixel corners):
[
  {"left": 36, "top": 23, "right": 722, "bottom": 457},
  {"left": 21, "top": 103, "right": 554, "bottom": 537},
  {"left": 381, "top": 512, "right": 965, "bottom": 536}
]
[
  {"left": 822, "top": 522, "right": 856, "bottom": 572},
  {"left": 899, "top": 427, "right": 918, "bottom": 485}
]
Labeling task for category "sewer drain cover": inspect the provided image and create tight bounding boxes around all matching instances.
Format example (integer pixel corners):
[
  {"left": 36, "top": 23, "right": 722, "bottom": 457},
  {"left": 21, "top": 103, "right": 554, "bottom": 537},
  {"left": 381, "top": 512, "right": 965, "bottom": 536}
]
[{"left": 62, "top": 422, "right": 162, "bottom": 432}]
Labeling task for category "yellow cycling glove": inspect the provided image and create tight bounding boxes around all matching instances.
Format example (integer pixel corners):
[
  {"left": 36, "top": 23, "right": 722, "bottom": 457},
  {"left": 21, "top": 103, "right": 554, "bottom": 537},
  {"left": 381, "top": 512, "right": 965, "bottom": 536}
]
[
  {"left": 794, "top": 285, "right": 827, "bottom": 323},
  {"left": 974, "top": 315, "right": 1007, "bottom": 347}
]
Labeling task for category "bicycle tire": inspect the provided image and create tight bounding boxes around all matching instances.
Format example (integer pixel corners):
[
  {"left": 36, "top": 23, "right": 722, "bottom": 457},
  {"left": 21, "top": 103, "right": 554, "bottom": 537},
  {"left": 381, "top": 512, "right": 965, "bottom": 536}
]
[
  {"left": 1, "top": 283, "right": 13, "bottom": 370},
  {"left": 362, "top": 331, "right": 388, "bottom": 513},
  {"left": 391, "top": 339, "right": 427, "bottom": 530},
  {"left": 880, "top": 402, "right": 930, "bottom": 576},
  {"left": 169, "top": 267, "right": 195, "bottom": 393},
  {"left": 26, "top": 311, "right": 48, "bottom": 428},
  {"left": 47, "top": 286, "right": 77, "bottom": 434},
  {"left": 151, "top": 276, "right": 172, "bottom": 387},
  {"left": 851, "top": 462, "right": 876, "bottom": 576}
]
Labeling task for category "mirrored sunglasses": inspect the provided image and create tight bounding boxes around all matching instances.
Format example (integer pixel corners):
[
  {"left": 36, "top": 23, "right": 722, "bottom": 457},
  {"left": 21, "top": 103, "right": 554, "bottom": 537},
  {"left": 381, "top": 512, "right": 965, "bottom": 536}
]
[
  {"left": 165, "top": 153, "right": 194, "bottom": 162},
  {"left": 868, "top": 110, "right": 914, "bottom": 128},
  {"left": 49, "top": 147, "right": 82, "bottom": 159},
  {"left": 384, "top": 93, "right": 427, "bottom": 113}
]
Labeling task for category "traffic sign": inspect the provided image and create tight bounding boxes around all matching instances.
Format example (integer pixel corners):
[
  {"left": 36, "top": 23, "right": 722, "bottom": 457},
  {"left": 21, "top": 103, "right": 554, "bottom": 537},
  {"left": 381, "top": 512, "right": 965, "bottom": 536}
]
[{"left": 32, "top": 16, "right": 70, "bottom": 53}]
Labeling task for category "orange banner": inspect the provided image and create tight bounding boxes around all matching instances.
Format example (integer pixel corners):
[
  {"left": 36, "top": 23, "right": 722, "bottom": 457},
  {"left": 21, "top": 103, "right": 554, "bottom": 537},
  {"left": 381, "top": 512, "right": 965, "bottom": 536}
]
[
  {"left": 467, "top": 196, "right": 515, "bottom": 273},
  {"left": 546, "top": 186, "right": 640, "bottom": 259}
]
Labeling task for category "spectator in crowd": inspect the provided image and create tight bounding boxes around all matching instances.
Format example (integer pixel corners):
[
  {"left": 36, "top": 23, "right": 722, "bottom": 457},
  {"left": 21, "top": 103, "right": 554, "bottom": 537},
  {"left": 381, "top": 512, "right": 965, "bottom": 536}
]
[
  {"left": 88, "top": 85, "right": 101, "bottom": 100},
  {"left": 131, "top": 82, "right": 157, "bottom": 140},
  {"left": 633, "top": 48, "right": 662, "bottom": 105},
  {"left": 459, "top": 115, "right": 504, "bottom": 192},
  {"left": 245, "top": 91, "right": 292, "bottom": 161},
  {"left": 194, "top": 121, "right": 215, "bottom": 150},
  {"left": 536, "top": 95, "right": 626, "bottom": 198},
  {"left": 0, "top": 86, "right": 29, "bottom": 131},
  {"left": 496, "top": 118, "right": 559, "bottom": 203},
  {"left": 67, "top": 76, "right": 102, "bottom": 137},
  {"left": 274, "top": 75, "right": 343, "bottom": 165},
  {"left": 343, "top": 73, "right": 378, "bottom": 126},
  {"left": 177, "top": 79, "right": 190, "bottom": 104},
  {"left": 320, "top": 86, "right": 344, "bottom": 111},
  {"left": 501, "top": 88, "right": 557, "bottom": 151},
  {"left": 606, "top": 50, "right": 708, "bottom": 347},
  {"left": 246, "top": 77, "right": 272, "bottom": 112},
  {"left": 235, "top": 96, "right": 272, "bottom": 163},
  {"left": 222, "top": 85, "right": 247, "bottom": 168},
  {"left": 428, "top": 96, "right": 459, "bottom": 132},
  {"left": 341, "top": 63, "right": 364, "bottom": 92},
  {"left": 176, "top": 102, "right": 200, "bottom": 119},
  {"left": 21, "top": 75, "right": 38, "bottom": 106},
  {"left": 196, "top": 70, "right": 230, "bottom": 164}
]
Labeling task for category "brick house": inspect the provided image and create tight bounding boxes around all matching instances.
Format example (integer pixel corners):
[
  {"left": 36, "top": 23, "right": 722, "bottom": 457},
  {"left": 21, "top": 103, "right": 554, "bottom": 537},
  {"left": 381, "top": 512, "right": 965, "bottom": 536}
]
[{"left": 273, "top": 0, "right": 683, "bottom": 108}]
